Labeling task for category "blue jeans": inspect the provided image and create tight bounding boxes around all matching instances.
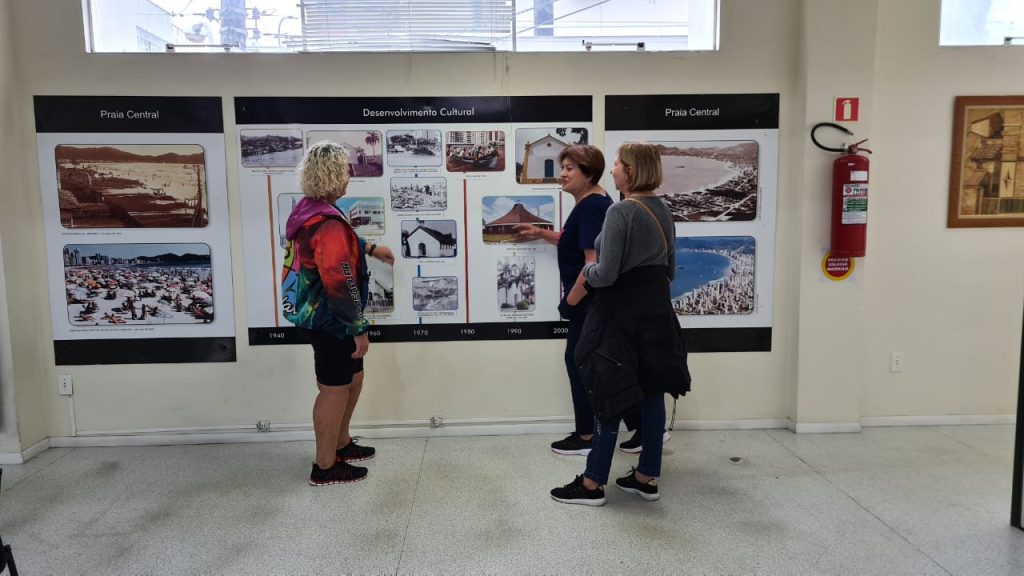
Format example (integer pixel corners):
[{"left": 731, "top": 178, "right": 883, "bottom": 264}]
[{"left": 584, "top": 393, "right": 666, "bottom": 485}]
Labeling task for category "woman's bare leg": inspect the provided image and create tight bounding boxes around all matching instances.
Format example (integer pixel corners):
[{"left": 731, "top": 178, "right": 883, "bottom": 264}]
[{"left": 313, "top": 382, "right": 350, "bottom": 469}]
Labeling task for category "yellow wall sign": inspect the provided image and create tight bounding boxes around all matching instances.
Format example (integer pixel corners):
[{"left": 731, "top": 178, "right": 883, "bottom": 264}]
[{"left": 821, "top": 251, "right": 855, "bottom": 281}]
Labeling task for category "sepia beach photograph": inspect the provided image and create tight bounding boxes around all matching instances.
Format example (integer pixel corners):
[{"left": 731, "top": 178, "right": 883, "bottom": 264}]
[
  {"left": 653, "top": 140, "right": 759, "bottom": 222},
  {"left": 446, "top": 131, "right": 506, "bottom": 172},
  {"left": 63, "top": 243, "right": 215, "bottom": 326},
  {"left": 515, "top": 127, "right": 588, "bottom": 184},
  {"left": 481, "top": 195, "right": 555, "bottom": 244},
  {"left": 497, "top": 255, "right": 536, "bottom": 312},
  {"left": 671, "top": 236, "right": 756, "bottom": 315},
  {"left": 56, "top": 144, "right": 208, "bottom": 229},
  {"left": 240, "top": 129, "right": 304, "bottom": 168},
  {"left": 306, "top": 130, "right": 383, "bottom": 177},
  {"left": 412, "top": 276, "right": 458, "bottom": 311},
  {"left": 386, "top": 130, "right": 443, "bottom": 167}
]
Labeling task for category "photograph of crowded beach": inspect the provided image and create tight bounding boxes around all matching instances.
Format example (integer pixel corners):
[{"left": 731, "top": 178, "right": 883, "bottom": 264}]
[
  {"left": 391, "top": 177, "right": 447, "bottom": 211},
  {"left": 654, "top": 140, "right": 759, "bottom": 222},
  {"left": 446, "top": 131, "right": 506, "bottom": 172},
  {"left": 401, "top": 219, "right": 457, "bottom": 259},
  {"left": 306, "top": 131, "right": 383, "bottom": 177},
  {"left": 56, "top": 144, "right": 208, "bottom": 229},
  {"left": 481, "top": 195, "right": 555, "bottom": 244},
  {"left": 515, "top": 127, "right": 588, "bottom": 184},
  {"left": 365, "top": 258, "right": 394, "bottom": 315},
  {"left": 63, "top": 243, "right": 214, "bottom": 326},
  {"left": 497, "top": 256, "right": 536, "bottom": 313},
  {"left": 240, "top": 129, "right": 304, "bottom": 168},
  {"left": 386, "top": 130, "right": 443, "bottom": 168},
  {"left": 671, "top": 236, "right": 755, "bottom": 315},
  {"left": 277, "top": 194, "right": 386, "bottom": 245},
  {"left": 412, "top": 276, "right": 458, "bottom": 311}
]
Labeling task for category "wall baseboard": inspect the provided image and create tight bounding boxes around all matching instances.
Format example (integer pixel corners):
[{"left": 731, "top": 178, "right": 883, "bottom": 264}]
[
  {"left": 0, "top": 438, "right": 50, "bottom": 464},
  {"left": 860, "top": 414, "right": 1016, "bottom": 427},
  {"left": 35, "top": 414, "right": 1018, "bottom": 452},
  {"left": 49, "top": 417, "right": 790, "bottom": 449},
  {"left": 789, "top": 421, "right": 863, "bottom": 434}
]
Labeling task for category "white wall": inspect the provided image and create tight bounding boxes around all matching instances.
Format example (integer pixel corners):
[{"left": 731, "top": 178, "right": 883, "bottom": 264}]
[
  {"left": 1, "top": 0, "right": 48, "bottom": 455},
  {"left": 863, "top": 0, "right": 1024, "bottom": 418},
  {"left": 1, "top": 0, "right": 1019, "bottom": 447}
]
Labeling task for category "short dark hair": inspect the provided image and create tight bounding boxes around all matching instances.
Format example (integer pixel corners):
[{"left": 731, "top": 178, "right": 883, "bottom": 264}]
[{"left": 558, "top": 144, "right": 605, "bottom": 186}]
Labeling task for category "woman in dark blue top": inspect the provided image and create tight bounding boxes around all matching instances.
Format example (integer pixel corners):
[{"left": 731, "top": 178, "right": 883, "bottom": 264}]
[{"left": 516, "top": 144, "right": 611, "bottom": 456}]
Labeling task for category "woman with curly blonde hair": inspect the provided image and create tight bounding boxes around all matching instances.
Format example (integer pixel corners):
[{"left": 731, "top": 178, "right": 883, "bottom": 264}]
[{"left": 284, "top": 141, "right": 394, "bottom": 486}]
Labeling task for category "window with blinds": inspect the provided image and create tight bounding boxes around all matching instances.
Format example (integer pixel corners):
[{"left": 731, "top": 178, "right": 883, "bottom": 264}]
[
  {"left": 940, "top": 0, "right": 1024, "bottom": 46},
  {"left": 85, "top": 0, "right": 719, "bottom": 53}
]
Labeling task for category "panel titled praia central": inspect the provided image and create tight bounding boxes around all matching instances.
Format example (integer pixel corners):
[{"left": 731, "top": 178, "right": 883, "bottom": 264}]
[
  {"left": 665, "top": 108, "right": 721, "bottom": 117},
  {"left": 99, "top": 109, "right": 160, "bottom": 119}
]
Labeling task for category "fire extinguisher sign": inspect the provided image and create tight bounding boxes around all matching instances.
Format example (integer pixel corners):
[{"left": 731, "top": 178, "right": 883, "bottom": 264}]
[{"left": 841, "top": 183, "right": 868, "bottom": 224}]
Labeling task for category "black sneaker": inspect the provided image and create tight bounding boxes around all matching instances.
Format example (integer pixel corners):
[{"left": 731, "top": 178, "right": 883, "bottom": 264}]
[
  {"left": 615, "top": 468, "right": 660, "bottom": 501},
  {"left": 337, "top": 438, "right": 375, "bottom": 463},
  {"left": 309, "top": 461, "right": 368, "bottom": 486},
  {"left": 550, "top": 475, "right": 606, "bottom": 506},
  {"left": 551, "top": 433, "right": 592, "bottom": 455},
  {"left": 618, "top": 430, "right": 643, "bottom": 453},
  {"left": 619, "top": 430, "right": 671, "bottom": 454}
]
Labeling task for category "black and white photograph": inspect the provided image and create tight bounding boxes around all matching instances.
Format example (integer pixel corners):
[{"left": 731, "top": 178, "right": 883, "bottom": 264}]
[
  {"left": 390, "top": 177, "right": 447, "bottom": 211},
  {"left": 671, "top": 236, "right": 756, "bottom": 315},
  {"left": 240, "top": 129, "right": 303, "bottom": 168},
  {"left": 306, "top": 130, "right": 384, "bottom": 177},
  {"left": 56, "top": 144, "right": 208, "bottom": 229},
  {"left": 654, "top": 140, "right": 759, "bottom": 222},
  {"left": 412, "top": 276, "right": 459, "bottom": 312},
  {"left": 401, "top": 219, "right": 458, "bottom": 259},
  {"left": 386, "top": 130, "right": 442, "bottom": 167},
  {"left": 365, "top": 258, "right": 394, "bottom": 314},
  {"left": 481, "top": 195, "right": 555, "bottom": 244},
  {"left": 338, "top": 197, "right": 386, "bottom": 236},
  {"left": 63, "top": 243, "right": 215, "bottom": 326},
  {"left": 497, "top": 256, "right": 536, "bottom": 313},
  {"left": 446, "top": 131, "right": 506, "bottom": 172},
  {"left": 277, "top": 194, "right": 386, "bottom": 248},
  {"left": 515, "top": 127, "right": 588, "bottom": 184}
]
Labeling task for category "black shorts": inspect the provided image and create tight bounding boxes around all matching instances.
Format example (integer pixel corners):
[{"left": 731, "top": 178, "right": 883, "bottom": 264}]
[{"left": 296, "top": 328, "right": 364, "bottom": 386}]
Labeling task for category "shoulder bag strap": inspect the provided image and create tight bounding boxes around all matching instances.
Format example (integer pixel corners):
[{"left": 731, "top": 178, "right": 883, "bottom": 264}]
[{"left": 625, "top": 197, "right": 671, "bottom": 267}]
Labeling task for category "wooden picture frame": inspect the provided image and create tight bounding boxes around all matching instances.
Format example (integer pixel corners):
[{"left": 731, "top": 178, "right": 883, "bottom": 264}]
[{"left": 948, "top": 96, "right": 1024, "bottom": 228}]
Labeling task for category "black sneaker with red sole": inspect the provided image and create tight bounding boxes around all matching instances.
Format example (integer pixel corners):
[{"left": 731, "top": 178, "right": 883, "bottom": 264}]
[
  {"left": 336, "top": 438, "right": 376, "bottom": 463},
  {"left": 309, "top": 461, "right": 368, "bottom": 486}
]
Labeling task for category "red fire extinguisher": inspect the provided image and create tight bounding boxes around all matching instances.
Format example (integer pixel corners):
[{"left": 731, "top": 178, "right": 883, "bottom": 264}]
[{"left": 812, "top": 123, "right": 871, "bottom": 258}]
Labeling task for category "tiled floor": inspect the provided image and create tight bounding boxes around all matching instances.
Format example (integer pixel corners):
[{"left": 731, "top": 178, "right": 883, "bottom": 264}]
[{"left": 1, "top": 425, "right": 1021, "bottom": 575}]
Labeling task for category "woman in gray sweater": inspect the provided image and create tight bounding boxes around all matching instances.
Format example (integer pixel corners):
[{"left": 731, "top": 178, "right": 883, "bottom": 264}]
[{"left": 551, "top": 141, "right": 690, "bottom": 506}]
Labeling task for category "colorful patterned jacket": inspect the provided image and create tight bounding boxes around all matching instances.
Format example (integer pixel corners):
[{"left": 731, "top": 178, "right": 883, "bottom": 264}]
[{"left": 282, "top": 197, "right": 369, "bottom": 337}]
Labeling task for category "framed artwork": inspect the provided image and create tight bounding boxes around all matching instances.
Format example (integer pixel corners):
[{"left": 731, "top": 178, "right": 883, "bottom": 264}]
[{"left": 948, "top": 96, "right": 1024, "bottom": 228}]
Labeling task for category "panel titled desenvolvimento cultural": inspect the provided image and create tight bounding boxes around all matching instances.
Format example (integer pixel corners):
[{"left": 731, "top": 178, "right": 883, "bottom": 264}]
[{"left": 236, "top": 96, "right": 592, "bottom": 344}]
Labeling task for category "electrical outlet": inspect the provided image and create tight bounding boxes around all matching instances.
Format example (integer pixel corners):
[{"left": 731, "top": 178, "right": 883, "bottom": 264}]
[
  {"left": 889, "top": 352, "right": 904, "bottom": 373},
  {"left": 58, "top": 374, "right": 73, "bottom": 395}
]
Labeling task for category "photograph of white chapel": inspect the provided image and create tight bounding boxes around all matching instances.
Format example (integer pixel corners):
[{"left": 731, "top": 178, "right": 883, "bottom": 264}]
[
  {"left": 400, "top": 219, "right": 458, "bottom": 259},
  {"left": 515, "top": 127, "right": 588, "bottom": 184}
]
